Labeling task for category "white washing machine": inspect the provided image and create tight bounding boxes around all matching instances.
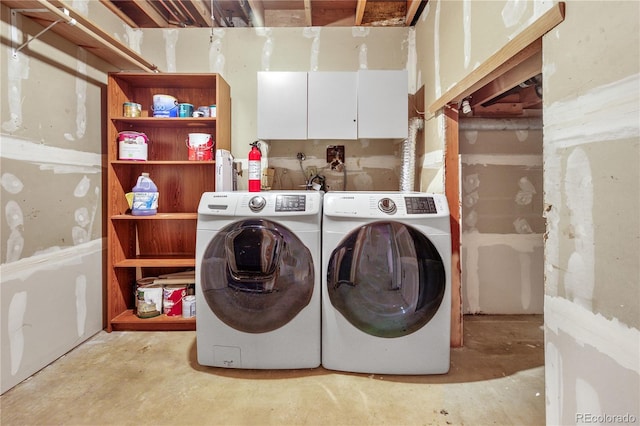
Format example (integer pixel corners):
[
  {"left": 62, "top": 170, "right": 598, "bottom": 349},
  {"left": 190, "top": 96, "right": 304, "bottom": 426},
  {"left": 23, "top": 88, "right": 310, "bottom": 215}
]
[
  {"left": 196, "top": 191, "right": 322, "bottom": 369},
  {"left": 322, "top": 192, "right": 451, "bottom": 374}
]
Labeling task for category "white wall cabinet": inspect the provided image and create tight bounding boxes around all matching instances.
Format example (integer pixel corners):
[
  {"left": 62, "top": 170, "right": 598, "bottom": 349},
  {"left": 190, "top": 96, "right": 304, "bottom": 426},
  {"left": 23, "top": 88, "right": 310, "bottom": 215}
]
[
  {"left": 358, "top": 70, "right": 408, "bottom": 139},
  {"left": 257, "top": 72, "right": 307, "bottom": 140},
  {"left": 307, "top": 72, "right": 358, "bottom": 140},
  {"left": 257, "top": 70, "right": 408, "bottom": 140}
]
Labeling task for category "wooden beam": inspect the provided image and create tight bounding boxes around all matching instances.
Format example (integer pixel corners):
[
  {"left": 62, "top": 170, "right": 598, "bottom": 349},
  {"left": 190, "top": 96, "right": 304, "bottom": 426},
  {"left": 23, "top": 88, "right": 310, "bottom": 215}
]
[
  {"left": 406, "top": 0, "right": 422, "bottom": 26},
  {"left": 98, "top": 0, "right": 138, "bottom": 28},
  {"left": 355, "top": 0, "right": 366, "bottom": 25},
  {"left": 443, "top": 106, "right": 463, "bottom": 348},
  {"left": 428, "top": 2, "right": 564, "bottom": 113},
  {"left": 136, "top": 0, "right": 172, "bottom": 27},
  {"left": 303, "top": 0, "right": 312, "bottom": 26},
  {"left": 187, "top": 0, "right": 214, "bottom": 27},
  {"left": 469, "top": 50, "right": 541, "bottom": 107}
]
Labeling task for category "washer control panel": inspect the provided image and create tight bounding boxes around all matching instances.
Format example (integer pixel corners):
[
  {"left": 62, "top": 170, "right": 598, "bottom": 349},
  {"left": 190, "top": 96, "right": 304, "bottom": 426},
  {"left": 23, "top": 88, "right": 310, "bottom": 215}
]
[
  {"left": 275, "top": 194, "right": 307, "bottom": 212},
  {"left": 404, "top": 196, "right": 438, "bottom": 214}
]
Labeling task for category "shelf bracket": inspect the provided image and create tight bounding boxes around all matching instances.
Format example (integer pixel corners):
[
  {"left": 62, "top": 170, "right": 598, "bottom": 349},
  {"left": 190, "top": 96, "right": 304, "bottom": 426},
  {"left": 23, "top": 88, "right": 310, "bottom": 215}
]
[{"left": 11, "top": 7, "right": 76, "bottom": 58}]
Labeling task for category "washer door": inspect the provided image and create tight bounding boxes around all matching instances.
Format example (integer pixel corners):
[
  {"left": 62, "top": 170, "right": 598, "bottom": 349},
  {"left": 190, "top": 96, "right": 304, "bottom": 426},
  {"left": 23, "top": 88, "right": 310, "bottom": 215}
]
[
  {"left": 201, "top": 219, "right": 314, "bottom": 333},
  {"left": 327, "top": 221, "right": 445, "bottom": 338}
]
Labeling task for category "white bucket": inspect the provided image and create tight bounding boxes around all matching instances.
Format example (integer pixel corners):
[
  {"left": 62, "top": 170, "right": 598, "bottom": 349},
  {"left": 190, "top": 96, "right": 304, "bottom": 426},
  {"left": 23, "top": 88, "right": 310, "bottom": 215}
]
[{"left": 152, "top": 94, "right": 178, "bottom": 117}]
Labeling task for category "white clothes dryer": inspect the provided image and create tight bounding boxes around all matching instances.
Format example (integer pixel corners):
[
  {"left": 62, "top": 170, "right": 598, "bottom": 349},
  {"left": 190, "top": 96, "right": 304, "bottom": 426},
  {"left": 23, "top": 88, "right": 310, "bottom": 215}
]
[
  {"left": 196, "top": 191, "right": 322, "bottom": 369},
  {"left": 322, "top": 192, "right": 451, "bottom": 374}
]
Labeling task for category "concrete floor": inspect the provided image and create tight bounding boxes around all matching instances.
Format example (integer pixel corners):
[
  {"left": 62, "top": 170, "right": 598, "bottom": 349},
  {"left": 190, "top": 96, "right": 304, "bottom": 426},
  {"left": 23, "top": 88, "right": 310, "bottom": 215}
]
[{"left": 0, "top": 315, "right": 544, "bottom": 426}]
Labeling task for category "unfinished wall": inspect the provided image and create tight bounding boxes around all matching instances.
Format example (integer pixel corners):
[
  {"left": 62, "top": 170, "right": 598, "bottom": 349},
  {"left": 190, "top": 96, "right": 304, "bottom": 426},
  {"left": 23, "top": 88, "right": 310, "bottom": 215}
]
[
  {"left": 460, "top": 124, "right": 543, "bottom": 314},
  {"left": 414, "top": 0, "right": 639, "bottom": 422},
  {"left": 542, "top": 1, "right": 640, "bottom": 423},
  {"left": 0, "top": 0, "right": 130, "bottom": 393},
  {"left": 135, "top": 26, "right": 410, "bottom": 190}
]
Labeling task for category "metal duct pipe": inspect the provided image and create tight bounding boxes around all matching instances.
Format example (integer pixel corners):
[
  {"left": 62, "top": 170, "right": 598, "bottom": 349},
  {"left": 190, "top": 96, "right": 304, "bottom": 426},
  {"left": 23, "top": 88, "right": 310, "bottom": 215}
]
[
  {"left": 399, "top": 117, "right": 424, "bottom": 192},
  {"left": 459, "top": 117, "right": 543, "bottom": 131}
]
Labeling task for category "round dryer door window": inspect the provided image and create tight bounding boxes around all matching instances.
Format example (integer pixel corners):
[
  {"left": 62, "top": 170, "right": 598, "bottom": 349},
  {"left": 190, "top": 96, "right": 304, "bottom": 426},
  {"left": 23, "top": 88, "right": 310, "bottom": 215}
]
[
  {"left": 200, "top": 219, "right": 314, "bottom": 333},
  {"left": 327, "top": 221, "right": 445, "bottom": 338}
]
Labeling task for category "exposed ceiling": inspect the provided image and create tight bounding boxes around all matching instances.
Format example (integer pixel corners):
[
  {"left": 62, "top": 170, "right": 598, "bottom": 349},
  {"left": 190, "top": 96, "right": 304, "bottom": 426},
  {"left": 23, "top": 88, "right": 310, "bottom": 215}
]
[{"left": 99, "top": 0, "right": 427, "bottom": 29}]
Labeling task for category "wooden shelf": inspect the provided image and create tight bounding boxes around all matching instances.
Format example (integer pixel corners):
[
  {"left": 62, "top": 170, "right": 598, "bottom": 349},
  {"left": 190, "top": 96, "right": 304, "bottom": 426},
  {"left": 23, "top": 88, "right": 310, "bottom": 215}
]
[
  {"left": 111, "top": 117, "right": 217, "bottom": 128},
  {"left": 111, "top": 213, "right": 198, "bottom": 220},
  {"left": 115, "top": 256, "right": 196, "bottom": 268},
  {"left": 110, "top": 310, "right": 195, "bottom": 331},
  {"left": 5, "top": 0, "right": 158, "bottom": 72},
  {"left": 106, "top": 72, "right": 230, "bottom": 332},
  {"left": 111, "top": 161, "right": 214, "bottom": 166}
]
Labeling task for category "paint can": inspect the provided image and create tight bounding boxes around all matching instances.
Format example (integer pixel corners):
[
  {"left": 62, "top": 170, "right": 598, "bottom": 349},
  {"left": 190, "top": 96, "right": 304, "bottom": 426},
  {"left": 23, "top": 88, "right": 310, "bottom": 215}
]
[
  {"left": 135, "top": 280, "right": 162, "bottom": 318},
  {"left": 152, "top": 94, "right": 178, "bottom": 117},
  {"left": 163, "top": 285, "right": 186, "bottom": 316},
  {"left": 186, "top": 133, "right": 214, "bottom": 161},
  {"left": 123, "top": 102, "right": 141, "bottom": 117},
  {"left": 182, "top": 295, "right": 196, "bottom": 318},
  {"left": 178, "top": 103, "right": 194, "bottom": 118},
  {"left": 118, "top": 131, "right": 148, "bottom": 161}
]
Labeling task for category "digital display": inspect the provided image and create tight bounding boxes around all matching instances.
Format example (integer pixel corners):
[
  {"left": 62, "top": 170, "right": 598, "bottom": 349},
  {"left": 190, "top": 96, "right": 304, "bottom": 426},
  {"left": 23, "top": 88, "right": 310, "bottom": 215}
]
[
  {"left": 275, "top": 195, "right": 307, "bottom": 212},
  {"left": 404, "top": 197, "right": 437, "bottom": 214}
]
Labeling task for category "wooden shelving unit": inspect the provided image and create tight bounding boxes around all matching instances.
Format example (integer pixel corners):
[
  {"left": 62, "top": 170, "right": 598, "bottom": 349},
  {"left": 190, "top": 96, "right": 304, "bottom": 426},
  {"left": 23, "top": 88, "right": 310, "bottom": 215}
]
[{"left": 106, "top": 72, "right": 231, "bottom": 331}]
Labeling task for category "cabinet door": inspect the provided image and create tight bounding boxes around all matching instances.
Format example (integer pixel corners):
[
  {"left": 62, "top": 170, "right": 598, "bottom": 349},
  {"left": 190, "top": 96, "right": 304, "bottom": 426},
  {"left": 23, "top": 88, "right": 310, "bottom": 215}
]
[
  {"left": 257, "top": 72, "right": 307, "bottom": 140},
  {"left": 307, "top": 72, "right": 358, "bottom": 140},
  {"left": 357, "top": 70, "right": 408, "bottom": 139}
]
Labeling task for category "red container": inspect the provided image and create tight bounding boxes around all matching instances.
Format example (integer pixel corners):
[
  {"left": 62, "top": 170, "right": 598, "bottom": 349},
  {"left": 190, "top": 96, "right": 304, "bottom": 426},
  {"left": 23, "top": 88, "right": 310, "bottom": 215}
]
[{"left": 163, "top": 285, "right": 186, "bottom": 316}]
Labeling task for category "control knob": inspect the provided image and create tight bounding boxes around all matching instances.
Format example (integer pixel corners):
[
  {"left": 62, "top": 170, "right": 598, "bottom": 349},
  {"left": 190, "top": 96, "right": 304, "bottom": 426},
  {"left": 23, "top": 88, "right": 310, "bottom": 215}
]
[
  {"left": 248, "top": 196, "right": 266, "bottom": 212},
  {"left": 378, "top": 198, "right": 397, "bottom": 215}
]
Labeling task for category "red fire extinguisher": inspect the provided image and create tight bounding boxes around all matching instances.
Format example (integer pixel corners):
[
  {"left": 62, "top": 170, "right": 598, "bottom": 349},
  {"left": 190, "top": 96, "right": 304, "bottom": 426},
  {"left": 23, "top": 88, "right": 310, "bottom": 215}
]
[{"left": 248, "top": 141, "right": 261, "bottom": 192}]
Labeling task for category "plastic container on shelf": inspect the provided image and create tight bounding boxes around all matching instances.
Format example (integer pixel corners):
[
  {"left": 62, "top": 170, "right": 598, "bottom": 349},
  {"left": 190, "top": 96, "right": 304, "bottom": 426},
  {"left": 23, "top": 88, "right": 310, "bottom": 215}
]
[{"left": 131, "top": 172, "right": 159, "bottom": 216}]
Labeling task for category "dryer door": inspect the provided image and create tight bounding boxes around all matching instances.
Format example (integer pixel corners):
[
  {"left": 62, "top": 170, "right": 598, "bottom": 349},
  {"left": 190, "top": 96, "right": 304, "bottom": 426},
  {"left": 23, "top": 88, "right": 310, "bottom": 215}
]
[
  {"left": 200, "top": 219, "right": 314, "bottom": 333},
  {"left": 327, "top": 221, "right": 445, "bottom": 338}
]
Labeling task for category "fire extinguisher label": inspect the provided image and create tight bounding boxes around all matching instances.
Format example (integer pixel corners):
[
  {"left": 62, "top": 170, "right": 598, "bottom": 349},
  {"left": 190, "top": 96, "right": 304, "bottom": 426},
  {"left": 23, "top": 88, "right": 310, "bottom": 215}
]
[{"left": 248, "top": 160, "right": 261, "bottom": 180}]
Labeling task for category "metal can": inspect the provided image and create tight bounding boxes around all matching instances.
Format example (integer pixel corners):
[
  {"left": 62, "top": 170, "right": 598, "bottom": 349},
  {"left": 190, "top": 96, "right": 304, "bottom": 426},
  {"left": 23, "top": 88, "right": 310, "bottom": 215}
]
[
  {"left": 182, "top": 295, "right": 196, "bottom": 318},
  {"left": 123, "top": 102, "right": 141, "bottom": 117}
]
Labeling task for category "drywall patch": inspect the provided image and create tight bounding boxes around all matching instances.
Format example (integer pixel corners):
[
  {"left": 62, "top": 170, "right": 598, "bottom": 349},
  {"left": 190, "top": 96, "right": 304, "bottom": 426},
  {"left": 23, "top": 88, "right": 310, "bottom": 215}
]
[
  {"left": 463, "top": 231, "right": 543, "bottom": 313},
  {"left": 1, "top": 239, "right": 102, "bottom": 282},
  {"left": 124, "top": 26, "right": 143, "bottom": 54},
  {"left": 546, "top": 73, "right": 640, "bottom": 148},
  {"left": 406, "top": 28, "right": 418, "bottom": 93},
  {"left": 255, "top": 27, "right": 274, "bottom": 71},
  {"left": 8, "top": 291, "right": 27, "bottom": 375},
  {"left": 163, "top": 29, "right": 179, "bottom": 72},
  {"left": 463, "top": 130, "right": 479, "bottom": 144},
  {"left": 463, "top": 0, "right": 471, "bottom": 69},
  {"left": 515, "top": 176, "right": 536, "bottom": 205},
  {"left": 545, "top": 295, "right": 640, "bottom": 373},
  {"left": 544, "top": 341, "right": 564, "bottom": 425},
  {"left": 2, "top": 135, "right": 101, "bottom": 173},
  {"left": 3, "top": 16, "right": 29, "bottom": 133},
  {"left": 5, "top": 201, "right": 24, "bottom": 262},
  {"left": 433, "top": 0, "right": 442, "bottom": 98},
  {"left": 1, "top": 173, "right": 24, "bottom": 194},
  {"left": 209, "top": 29, "right": 225, "bottom": 74},
  {"left": 564, "top": 148, "right": 594, "bottom": 310},
  {"left": 462, "top": 154, "right": 542, "bottom": 167},
  {"left": 63, "top": 48, "right": 88, "bottom": 142},
  {"left": 303, "top": 27, "right": 321, "bottom": 71},
  {"left": 75, "top": 275, "right": 87, "bottom": 336},
  {"left": 502, "top": 0, "right": 527, "bottom": 28}
]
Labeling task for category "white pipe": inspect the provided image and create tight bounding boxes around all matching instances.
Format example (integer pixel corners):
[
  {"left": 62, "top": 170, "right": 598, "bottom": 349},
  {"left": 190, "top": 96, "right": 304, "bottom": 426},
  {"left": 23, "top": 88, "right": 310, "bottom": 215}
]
[{"left": 399, "top": 117, "right": 424, "bottom": 192}]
